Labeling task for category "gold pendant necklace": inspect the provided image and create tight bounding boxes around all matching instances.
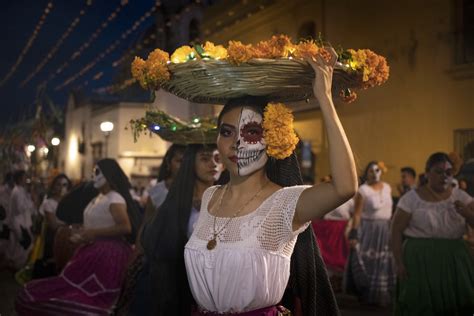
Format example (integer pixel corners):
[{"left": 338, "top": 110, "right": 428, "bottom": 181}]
[{"left": 207, "top": 180, "right": 269, "bottom": 251}]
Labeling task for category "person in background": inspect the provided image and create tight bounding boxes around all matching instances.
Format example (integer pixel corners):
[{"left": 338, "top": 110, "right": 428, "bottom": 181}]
[
  {"left": 345, "top": 161, "right": 395, "bottom": 306},
  {"left": 144, "top": 144, "right": 185, "bottom": 221},
  {"left": 0, "top": 172, "right": 14, "bottom": 265},
  {"left": 114, "top": 144, "right": 218, "bottom": 315},
  {"left": 52, "top": 180, "right": 98, "bottom": 271},
  {"left": 391, "top": 152, "right": 474, "bottom": 315},
  {"left": 397, "top": 167, "right": 416, "bottom": 197},
  {"left": 7, "top": 170, "right": 36, "bottom": 270},
  {"left": 312, "top": 175, "right": 354, "bottom": 292},
  {"left": 16, "top": 159, "right": 142, "bottom": 315},
  {"left": 32, "top": 174, "right": 72, "bottom": 278}
]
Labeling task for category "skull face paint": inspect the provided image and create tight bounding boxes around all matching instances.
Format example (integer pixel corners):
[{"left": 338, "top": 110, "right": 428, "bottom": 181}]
[
  {"left": 441, "top": 161, "right": 454, "bottom": 190},
  {"left": 371, "top": 165, "right": 382, "bottom": 182},
  {"left": 93, "top": 166, "right": 107, "bottom": 189},
  {"left": 236, "top": 107, "right": 268, "bottom": 176}
]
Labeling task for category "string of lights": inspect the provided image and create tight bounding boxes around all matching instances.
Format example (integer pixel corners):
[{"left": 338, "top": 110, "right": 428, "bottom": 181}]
[
  {"left": 55, "top": 1, "right": 161, "bottom": 91},
  {"left": 0, "top": 2, "right": 54, "bottom": 87},
  {"left": 111, "top": 32, "right": 156, "bottom": 68},
  {"left": 43, "top": 0, "right": 131, "bottom": 86},
  {"left": 20, "top": 1, "right": 94, "bottom": 87}
]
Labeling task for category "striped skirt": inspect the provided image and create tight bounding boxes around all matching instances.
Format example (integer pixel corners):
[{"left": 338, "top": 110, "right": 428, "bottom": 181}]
[
  {"left": 394, "top": 237, "right": 474, "bottom": 316},
  {"left": 344, "top": 218, "right": 395, "bottom": 306},
  {"left": 16, "top": 239, "right": 132, "bottom": 315}
]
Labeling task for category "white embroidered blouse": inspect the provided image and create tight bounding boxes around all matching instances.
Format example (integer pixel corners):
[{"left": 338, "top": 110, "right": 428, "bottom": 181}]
[
  {"left": 184, "top": 185, "right": 310, "bottom": 313},
  {"left": 397, "top": 188, "right": 473, "bottom": 239}
]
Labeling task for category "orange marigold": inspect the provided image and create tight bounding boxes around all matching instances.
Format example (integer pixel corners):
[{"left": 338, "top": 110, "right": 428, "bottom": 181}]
[
  {"left": 227, "top": 41, "right": 255, "bottom": 64},
  {"left": 138, "top": 49, "right": 170, "bottom": 90},
  {"left": 254, "top": 35, "right": 294, "bottom": 59},
  {"left": 293, "top": 40, "right": 319, "bottom": 60},
  {"left": 348, "top": 49, "right": 389, "bottom": 88},
  {"left": 339, "top": 88, "right": 358, "bottom": 103},
  {"left": 131, "top": 57, "right": 147, "bottom": 89},
  {"left": 263, "top": 102, "right": 299, "bottom": 160}
]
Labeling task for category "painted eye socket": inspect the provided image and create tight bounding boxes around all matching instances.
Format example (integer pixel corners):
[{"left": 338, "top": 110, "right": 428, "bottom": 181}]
[
  {"left": 374, "top": 168, "right": 380, "bottom": 173},
  {"left": 94, "top": 168, "right": 101, "bottom": 176},
  {"left": 240, "top": 122, "right": 263, "bottom": 144}
]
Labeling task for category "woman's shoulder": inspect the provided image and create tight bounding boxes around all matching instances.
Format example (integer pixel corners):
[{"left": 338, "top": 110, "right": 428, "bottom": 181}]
[{"left": 107, "top": 190, "right": 126, "bottom": 204}]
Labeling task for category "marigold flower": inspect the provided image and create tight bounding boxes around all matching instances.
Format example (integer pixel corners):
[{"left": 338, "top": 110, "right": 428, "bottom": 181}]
[
  {"left": 377, "top": 161, "right": 388, "bottom": 173},
  {"left": 263, "top": 102, "right": 299, "bottom": 160},
  {"left": 203, "top": 41, "right": 228, "bottom": 60},
  {"left": 347, "top": 49, "right": 389, "bottom": 88},
  {"left": 144, "top": 49, "right": 170, "bottom": 89},
  {"left": 254, "top": 35, "right": 294, "bottom": 59},
  {"left": 339, "top": 88, "right": 358, "bottom": 103},
  {"left": 227, "top": 41, "right": 255, "bottom": 64},
  {"left": 171, "top": 46, "right": 196, "bottom": 63},
  {"left": 293, "top": 40, "right": 319, "bottom": 60},
  {"left": 131, "top": 57, "right": 147, "bottom": 89}
]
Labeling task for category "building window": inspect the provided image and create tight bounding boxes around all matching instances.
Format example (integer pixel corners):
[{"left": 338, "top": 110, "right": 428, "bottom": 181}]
[
  {"left": 455, "top": 0, "right": 474, "bottom": 64},
  {"left": 91, "top": 142, "right": 103, "bottom": 165},
  {"left": 454, "top": 129, "right": 474, "bottom": 161}
]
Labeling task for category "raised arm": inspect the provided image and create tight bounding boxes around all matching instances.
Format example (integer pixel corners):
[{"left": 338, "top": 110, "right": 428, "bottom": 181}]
[{"left": 295, "top": 48, "right": 358, "bottom": 227}]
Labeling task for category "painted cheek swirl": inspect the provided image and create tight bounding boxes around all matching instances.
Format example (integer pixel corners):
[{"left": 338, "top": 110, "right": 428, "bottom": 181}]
[{"left": 240, "top": 122, "right": 264, "bottom": 144}]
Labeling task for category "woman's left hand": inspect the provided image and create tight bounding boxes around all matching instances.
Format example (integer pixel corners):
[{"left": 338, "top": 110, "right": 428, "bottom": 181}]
[
  {"left": 70, "top": 229, "right": 95, "bottom": 244},
  {"left": 306, "top": 47, "right": 338, "bottom": 102}
]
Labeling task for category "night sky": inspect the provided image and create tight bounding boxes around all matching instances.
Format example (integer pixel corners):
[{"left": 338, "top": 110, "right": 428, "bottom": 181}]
[{"left": 0, "top": 0, "right": 156, "bottom": 125}]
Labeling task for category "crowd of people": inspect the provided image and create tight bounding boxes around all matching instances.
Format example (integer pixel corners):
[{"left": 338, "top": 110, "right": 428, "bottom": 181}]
[{"left": 0, "top": 48, "right": 472, "bottom": 316}]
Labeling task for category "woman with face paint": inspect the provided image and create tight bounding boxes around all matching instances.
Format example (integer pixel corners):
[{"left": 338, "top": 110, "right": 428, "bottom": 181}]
[
  {"left": 391, "top": 152, "right": 474, "bottom": 315},
  {"left": 113, "top": 144, "right": 218, "bottom": 316},
  {"left": 16, "top": 159, "right": 142, "bottom": 315},
  {"left": 345, "top": 161, "right": 395, "bottom": 306},
  {"left": 184, "top": 48, "right": 357, "bottom": 315}
]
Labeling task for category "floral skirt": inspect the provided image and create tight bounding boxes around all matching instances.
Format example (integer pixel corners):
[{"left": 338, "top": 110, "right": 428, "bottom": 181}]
[{"left": 16, "top": 239, "right": 132, "bottom": 316}]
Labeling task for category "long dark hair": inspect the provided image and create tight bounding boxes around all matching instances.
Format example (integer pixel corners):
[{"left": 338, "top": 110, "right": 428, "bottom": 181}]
[
  {"left": 96, "top": 159, "right": 142, "bottom": 242},
  {"left": 141, "top": 144, "right": 215, "bottom": 315},
  {"left": 218, "top": 98, "right": 339, "bottom": 315},
  {"left": 157, "top": 144, "right": 186, "bottom": 182}
]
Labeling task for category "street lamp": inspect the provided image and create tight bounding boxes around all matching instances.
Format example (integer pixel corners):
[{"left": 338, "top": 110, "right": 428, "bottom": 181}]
[
  {"left": 51, "top": 137, "right": 60, "bottom": 146},
  {"left": 51, "top": 137, "right": 60, "bottom": 168},
  {"left": 100, "top": 121, "right": 114, "bottom": 158}
]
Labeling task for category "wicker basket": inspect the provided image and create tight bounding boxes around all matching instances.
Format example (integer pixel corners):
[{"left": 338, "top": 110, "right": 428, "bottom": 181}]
[{"left": 162, "top": 58, "right": 361, "bottom": 104}]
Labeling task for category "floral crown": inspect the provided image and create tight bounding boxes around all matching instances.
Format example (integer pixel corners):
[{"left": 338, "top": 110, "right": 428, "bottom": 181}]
[{"left": 377, "top": 161, "right": 388, "bottom": 173}]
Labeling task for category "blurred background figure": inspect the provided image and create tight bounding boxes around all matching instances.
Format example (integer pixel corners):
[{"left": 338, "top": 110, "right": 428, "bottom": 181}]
[
  {"left": 0, "top": 172, "right": 15, "bottom": 266},
  {"left": 312, "top": 175, "right": 354, "bottom": 292},
  {"left": 144, "top": 144, "right": 185, "bottom": 222},
  {"left": 115, "top": 144, "right": 218, "bottom": 316},
  {"left": 16, "top": 159, "right": 142, "bottom": 315},
  {"left": 391, "top": 152, "right": 474, "bottom": 315},
  {"left": 6, "top": 170, "right": 37, "bottom": 270},
  {"left": 397, "top": 167, "right": 417, "bottom": 197},
  {"left": 345, "top": 161, "right": 395, "bottom": 306}
]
